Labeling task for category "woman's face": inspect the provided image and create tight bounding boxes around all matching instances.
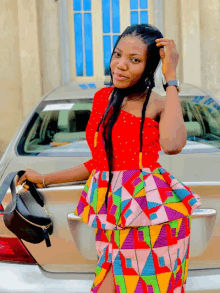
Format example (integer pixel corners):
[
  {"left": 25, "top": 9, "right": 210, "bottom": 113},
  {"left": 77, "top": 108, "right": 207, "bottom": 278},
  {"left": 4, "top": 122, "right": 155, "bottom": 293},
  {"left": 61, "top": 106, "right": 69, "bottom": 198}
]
[{"left": 110, "top": 36, "right": 147, "bottom": 89}]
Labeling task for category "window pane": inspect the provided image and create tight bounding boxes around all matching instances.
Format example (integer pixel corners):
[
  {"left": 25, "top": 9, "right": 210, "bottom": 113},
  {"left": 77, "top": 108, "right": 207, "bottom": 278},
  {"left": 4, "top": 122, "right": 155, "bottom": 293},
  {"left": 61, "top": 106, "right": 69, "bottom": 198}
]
[
  {"left": 17, "top": 100, "right": 93, "bottom": 157},
  {"left": 113, "top": 35, "right": 119, "bottom": 47},
  {"left": 140, "top": 0, "right": 148, "bottom": 9},
  {"left": 103, "top": 36, "right": 111, "bottom": 75},
  {"left": 74, "top": 13, "right": 83, "bottom": 76},
  {"left": 73, "top": 0, "right": 81, "bottom": 11},
  {"left": 84, "top": 13, "right": 94, "bottom": 76},
  {"left": 112, "top": 0, "right": 120, "bottom": 33},
  {"left": 83, "top": 0, "right": 91, "bottom": 11},
  {"left": 131, "top": 11, "right": 138, "bottom": 25},
  {"left": 102, "top": 0, "right": 110, "bottom": 33},
  {"left": 140, "top": 11, "right": 148, "bottom": 24},
  {"left": 130, "top": 0, "right": 138, "bottom": 9}
]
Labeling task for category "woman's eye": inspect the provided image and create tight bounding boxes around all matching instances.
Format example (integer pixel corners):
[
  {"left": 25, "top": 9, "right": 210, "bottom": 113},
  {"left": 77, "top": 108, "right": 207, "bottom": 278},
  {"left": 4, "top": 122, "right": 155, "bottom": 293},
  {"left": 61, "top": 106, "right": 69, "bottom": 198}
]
[
  {"left": 114, "top": 52, "right": 120, "bottom": 57},
  {"left": 131, "top": 57, "right": 140, "bottom": 63}
]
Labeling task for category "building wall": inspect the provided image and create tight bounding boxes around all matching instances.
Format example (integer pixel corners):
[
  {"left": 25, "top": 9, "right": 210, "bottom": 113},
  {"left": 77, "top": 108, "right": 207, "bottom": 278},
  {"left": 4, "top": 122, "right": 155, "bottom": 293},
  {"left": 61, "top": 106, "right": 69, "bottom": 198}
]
[
  {"left": 164, "top": 0, "right": 220, "bottom": 93},
  {"left": 36, "top": 0, "right": 61, "bottom": 94},
  {"left": 0, "top": 0, "right": 220, "bottom": 152},
  {"left": 0, "top": 0, "right": 41, "bottom": 152}
]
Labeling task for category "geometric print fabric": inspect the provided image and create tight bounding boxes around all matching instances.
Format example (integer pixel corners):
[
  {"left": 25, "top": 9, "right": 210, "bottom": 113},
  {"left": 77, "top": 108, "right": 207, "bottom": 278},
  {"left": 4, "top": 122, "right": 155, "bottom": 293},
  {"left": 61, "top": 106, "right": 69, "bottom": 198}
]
[
  {"left": 74, "top": 166, "right": 201, "bottom": 230},
  {"left": 92, "top": 215, "right": 191, "bottom": 292}
]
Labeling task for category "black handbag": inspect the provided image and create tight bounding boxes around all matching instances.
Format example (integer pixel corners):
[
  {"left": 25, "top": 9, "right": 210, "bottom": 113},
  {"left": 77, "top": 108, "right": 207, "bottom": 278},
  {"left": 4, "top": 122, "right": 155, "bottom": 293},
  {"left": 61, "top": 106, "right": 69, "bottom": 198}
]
[{"left": 0, "top": 170, "right": 53, "bottom": 247}]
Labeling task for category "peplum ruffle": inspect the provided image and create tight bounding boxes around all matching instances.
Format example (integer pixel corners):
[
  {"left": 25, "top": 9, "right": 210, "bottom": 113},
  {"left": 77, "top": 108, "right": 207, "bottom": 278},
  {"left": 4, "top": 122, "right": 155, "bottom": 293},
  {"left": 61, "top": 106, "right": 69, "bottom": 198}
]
[{"left": 74, "top": 166, "right": 201, "bottom": 230}]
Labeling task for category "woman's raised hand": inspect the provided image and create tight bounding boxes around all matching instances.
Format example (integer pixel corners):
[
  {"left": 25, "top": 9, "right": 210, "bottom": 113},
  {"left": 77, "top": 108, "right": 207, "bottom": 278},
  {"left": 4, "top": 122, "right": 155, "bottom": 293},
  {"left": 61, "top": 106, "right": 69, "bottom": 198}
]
[
  {"left": 15, "top": 168, "right": 44, "bottom": 192},
  {"left": 155, "top": 38, "right": 179, "bottom": 82}
]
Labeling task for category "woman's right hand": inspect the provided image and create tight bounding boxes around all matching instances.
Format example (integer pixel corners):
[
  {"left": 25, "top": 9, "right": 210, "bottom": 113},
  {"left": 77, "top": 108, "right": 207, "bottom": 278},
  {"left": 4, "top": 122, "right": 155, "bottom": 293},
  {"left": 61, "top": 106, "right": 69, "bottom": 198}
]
[{"left": 15, "top": 168, "right": 44, "bottom": 192}]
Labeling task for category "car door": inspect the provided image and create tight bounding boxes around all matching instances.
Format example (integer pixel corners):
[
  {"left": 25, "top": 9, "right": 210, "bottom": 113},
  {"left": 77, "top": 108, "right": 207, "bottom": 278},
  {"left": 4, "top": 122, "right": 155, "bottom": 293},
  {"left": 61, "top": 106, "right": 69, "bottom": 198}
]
[{"left": 169, "top": 93, "right": 220, "bottom": 270}]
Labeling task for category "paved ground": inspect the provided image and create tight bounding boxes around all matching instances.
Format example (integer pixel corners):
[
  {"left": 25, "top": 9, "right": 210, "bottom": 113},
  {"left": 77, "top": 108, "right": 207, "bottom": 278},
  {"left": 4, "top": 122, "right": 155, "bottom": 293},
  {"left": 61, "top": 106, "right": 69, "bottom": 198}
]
[{"left": 0, "top": 152, "right": 4, "bottom": 159}]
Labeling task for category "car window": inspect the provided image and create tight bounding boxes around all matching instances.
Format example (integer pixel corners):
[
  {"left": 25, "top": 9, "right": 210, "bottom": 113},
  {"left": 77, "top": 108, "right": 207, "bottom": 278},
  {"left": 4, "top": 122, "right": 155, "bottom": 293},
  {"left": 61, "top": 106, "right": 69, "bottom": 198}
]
[
  {"left": 17, "top": 99, "right": 93, "bottom": 156},
  {"left": 181, "top": 95, "right": 220, "bottom": 148},
  {"left": 17, "top": 94, "right": 220, "bottom": 157}
]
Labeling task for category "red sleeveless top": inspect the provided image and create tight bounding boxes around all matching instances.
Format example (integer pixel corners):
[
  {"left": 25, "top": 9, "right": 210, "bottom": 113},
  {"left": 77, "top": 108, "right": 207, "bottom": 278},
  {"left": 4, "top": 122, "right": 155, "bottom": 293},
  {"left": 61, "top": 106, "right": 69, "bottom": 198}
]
[{"left": 83, "top": 86, "right": 162, "bottom": 172}]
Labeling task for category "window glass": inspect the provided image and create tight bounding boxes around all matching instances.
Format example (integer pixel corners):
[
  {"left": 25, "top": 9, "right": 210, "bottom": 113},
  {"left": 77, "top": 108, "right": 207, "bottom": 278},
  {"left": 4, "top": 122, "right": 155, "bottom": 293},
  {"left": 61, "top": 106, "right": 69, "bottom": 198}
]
[
  {"left": 102, "top": 0, "right": 120, "bottom": 76},
  {"left": 130, "top": 0, "right": 148, "bottom": 25},
  {"left": 73, "top": 0, "right": 93, "bottom": 76},
  {"left": 17, "top": 99, "right": 93, "bottom": 157},
  {"left": 181, "top": 95, "right": 220, "bottom": 148}
]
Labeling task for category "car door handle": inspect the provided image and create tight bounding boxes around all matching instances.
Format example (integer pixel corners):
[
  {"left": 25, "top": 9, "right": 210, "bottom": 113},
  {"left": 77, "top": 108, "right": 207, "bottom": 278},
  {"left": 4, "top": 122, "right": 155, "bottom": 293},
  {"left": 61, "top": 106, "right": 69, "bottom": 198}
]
[
  {"left": 67, "top": 209, "right": 217, "bottom": 260},
  {"left": 190, "top": 208, "right": 217, "bottom": 257},
  {"left": 67, "top": 213, "right": 97, "bottom": 260}
]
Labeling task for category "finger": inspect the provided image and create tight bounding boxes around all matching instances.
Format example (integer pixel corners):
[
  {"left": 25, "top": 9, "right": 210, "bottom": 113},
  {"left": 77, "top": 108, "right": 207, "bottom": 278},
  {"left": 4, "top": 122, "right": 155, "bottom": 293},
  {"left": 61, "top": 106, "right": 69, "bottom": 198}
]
[
  {"left": 23, "top": 184, "right": 29, "bottom": 190},
  {"left": 156, "top": 41, "right": 171, "bottom": 47},
  {"left": 155, "top": 38, "right": 175, "bottom": 43},
  {"left": 17, "top": 174, "right": 26, "bottom": 185},
  {"left": 159, "top": 48, "right": 165, "bottom": 59}
]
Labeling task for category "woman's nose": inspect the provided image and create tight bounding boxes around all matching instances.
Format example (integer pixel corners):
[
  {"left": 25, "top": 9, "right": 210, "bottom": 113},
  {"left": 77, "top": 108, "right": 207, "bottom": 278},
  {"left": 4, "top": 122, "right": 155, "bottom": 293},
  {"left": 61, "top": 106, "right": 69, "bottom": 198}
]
[{"left": 116, "top": 58, "right": 128, "bottom": 70}]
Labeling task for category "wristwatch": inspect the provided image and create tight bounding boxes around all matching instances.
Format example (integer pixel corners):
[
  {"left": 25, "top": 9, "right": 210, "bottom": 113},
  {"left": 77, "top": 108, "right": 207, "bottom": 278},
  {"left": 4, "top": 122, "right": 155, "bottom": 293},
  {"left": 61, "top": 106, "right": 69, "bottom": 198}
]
[{"left": 163, "top": 79, "right": 180, "bottom": 93}]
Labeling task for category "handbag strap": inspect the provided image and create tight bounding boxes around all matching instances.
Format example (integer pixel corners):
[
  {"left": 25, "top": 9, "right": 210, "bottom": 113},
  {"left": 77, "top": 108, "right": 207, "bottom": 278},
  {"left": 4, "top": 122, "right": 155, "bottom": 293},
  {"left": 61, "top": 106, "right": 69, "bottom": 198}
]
[{"left": 0, "top": 170, "right": 45, "bottom": 213}]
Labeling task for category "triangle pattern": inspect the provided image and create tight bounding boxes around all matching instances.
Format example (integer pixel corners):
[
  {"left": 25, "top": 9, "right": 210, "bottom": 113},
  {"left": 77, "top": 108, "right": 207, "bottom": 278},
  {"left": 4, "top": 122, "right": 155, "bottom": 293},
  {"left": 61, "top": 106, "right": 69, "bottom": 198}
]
[
  {"left": 164, "top": 206, "right": 186, "bottom": 221},
  {"left": 136, "top": 249, "right": 152, "bottom": 274},
  {"left": 121, "top": 229, "right": 135, "bottom": 249},
  {"left": 134, "top": 278, "right": 143, "bottom": 292},
  {"left": 153, "top": 225, "right": 168, "bottom": 248},
  {"left": 141, "top": 251, "right": 155, "bottom": 276},
  {"left": 147, "top": 201, "right": 161, "bottom": 209},
  {"left": 153, "top": 174, "right": 169, "bottom": 188},
  {"left": 98, "top": 202, "right": 107, "bottom": 214}
]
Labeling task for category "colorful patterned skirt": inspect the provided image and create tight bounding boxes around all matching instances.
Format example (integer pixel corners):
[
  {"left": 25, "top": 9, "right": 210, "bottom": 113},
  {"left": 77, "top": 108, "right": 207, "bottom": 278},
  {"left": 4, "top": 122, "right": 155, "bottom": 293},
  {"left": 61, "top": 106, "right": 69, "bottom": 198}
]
[
  {"left": 74, "top": 166, "right": 201, "bottom": 230},
  {"left": 91, "top": 215, "right": 191, "bottom": 293}
]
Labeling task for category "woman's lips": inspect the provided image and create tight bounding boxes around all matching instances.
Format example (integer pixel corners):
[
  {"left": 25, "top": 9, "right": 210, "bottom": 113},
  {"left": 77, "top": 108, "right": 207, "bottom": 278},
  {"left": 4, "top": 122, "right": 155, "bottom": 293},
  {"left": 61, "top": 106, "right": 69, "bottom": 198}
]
[{"left": 113, "top": 73, "right": 128, "bottom": 81}]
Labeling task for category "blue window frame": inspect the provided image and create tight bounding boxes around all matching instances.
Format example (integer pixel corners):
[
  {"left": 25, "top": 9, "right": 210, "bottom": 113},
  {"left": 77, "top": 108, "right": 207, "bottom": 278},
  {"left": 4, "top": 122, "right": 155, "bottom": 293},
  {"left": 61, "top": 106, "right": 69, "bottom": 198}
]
[
  {"left": 73, "top": 0, "right": 94, "bottom": 76},
  {"left": 102, "top": 0, "right": 120, "bottom": 76},
  {"left": 130, "top": 0, "right": 148, "bottom": 25}
]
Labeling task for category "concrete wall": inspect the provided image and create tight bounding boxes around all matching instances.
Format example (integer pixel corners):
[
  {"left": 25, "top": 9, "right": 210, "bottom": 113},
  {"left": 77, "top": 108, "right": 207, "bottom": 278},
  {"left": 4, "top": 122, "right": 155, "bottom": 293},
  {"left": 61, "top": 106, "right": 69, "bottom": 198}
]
[
  {"left": 0, "top": 0, "right": 61, "bottom": 153},
  {"left": 0, "top": 0, "right": 41, "bottom": 152},
  {"left": 36, "top": 0, "right": 61, "bottom": 94},
  {"left": 164, "top": 0, "right": 220, "bottom": 94}
]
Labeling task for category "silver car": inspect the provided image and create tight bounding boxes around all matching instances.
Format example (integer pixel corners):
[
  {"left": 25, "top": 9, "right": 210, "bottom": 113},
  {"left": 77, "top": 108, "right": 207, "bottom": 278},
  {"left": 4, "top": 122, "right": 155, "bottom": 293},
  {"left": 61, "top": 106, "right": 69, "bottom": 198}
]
[{"left": 0, "top": 82, "right": 219, "bottom": 292}]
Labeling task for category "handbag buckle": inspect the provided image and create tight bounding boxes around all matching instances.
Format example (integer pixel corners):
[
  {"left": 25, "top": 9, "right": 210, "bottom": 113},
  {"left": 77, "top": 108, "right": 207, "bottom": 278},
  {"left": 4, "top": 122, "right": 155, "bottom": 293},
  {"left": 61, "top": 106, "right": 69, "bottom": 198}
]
[{"left": 16, "top": 182, "right": 26, "bottom": 194}]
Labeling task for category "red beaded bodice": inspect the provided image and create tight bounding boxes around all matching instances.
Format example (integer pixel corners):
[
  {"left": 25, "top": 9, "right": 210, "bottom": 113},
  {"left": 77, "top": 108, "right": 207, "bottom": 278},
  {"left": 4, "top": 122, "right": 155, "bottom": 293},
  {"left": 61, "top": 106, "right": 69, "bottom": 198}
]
[{"left": 84, "top": 86, "right": 162, "bottom": 172}]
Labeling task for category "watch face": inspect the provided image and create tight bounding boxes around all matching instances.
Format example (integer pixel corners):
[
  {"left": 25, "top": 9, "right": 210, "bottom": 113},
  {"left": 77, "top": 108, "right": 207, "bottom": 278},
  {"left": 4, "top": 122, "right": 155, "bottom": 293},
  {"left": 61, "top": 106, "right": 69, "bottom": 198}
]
[{"left": 167, "top": 80, "right": 179, "bottom": 86}]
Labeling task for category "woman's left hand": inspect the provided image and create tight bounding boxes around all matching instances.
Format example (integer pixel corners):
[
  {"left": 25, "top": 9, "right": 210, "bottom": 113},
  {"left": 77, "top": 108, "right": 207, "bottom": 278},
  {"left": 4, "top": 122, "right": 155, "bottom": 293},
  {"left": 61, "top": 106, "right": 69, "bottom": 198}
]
[{"left": 155, "top": 38, "right": 179, "bottom": 81}]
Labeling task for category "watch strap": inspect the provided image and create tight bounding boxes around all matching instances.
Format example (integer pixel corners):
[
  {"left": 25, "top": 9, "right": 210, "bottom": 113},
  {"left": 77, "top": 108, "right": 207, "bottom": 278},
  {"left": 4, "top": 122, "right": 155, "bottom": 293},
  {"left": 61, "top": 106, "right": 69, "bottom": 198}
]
[{"left": 163, "top": 79, "right": 180, "bottom": 92}]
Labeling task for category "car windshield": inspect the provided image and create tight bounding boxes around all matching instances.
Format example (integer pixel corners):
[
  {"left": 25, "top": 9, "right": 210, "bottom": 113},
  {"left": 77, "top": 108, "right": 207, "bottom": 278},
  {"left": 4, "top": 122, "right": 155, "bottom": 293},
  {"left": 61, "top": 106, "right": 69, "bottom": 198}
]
[
  {"left": 17, "top": 88, "right": 220, "bottom": 157},
  {"left": 17, "top": 99, "right": 93, "bottom": 157}
]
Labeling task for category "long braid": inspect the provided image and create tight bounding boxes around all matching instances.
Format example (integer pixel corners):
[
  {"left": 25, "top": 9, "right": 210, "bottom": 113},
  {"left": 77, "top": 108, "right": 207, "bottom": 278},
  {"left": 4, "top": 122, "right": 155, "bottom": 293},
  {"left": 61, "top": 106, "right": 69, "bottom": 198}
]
[
  {"left": 103, "top": 91, "right": 125, "bottom": 208},
  {"left": 95, "top": 88, "right": 117, "bottom": 137},
  {"left": 94, "top": 89, "right": 125, "bottom": 208},
  {"left": 139, "top": 77, "right": 155, "bottom": 170}
]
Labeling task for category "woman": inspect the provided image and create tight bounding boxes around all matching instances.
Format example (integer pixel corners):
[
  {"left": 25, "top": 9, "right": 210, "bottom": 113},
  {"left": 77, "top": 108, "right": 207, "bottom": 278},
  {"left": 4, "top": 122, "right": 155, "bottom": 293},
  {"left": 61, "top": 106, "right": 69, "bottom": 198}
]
[{"left": 16, "top": 24, "right": 201, "bottom": 292}]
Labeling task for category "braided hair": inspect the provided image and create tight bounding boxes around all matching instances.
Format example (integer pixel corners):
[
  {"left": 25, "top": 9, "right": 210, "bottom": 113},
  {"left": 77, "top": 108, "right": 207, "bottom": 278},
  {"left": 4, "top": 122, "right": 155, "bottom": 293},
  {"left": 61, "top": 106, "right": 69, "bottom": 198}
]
[{"left": 94, "top": 24, "right": 163, "bottom": 208}]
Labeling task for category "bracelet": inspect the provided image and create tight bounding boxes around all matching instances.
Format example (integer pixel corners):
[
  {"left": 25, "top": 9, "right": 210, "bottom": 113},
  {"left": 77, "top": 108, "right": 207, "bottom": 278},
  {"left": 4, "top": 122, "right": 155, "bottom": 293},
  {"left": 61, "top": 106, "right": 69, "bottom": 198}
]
[{"left": 41, "top": 173, "right": 46, "bottom": 188}]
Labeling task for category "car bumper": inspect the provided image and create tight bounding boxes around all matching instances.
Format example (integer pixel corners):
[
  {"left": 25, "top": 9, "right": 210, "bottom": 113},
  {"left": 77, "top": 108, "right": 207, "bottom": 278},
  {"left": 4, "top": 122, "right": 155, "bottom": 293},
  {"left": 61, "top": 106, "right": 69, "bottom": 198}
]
[
  {"left": 0, "top": 263, "right": 94, "bottom": 293},
  {"left": 1, "top": 263, "right": 220, "bottom": 293}
]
